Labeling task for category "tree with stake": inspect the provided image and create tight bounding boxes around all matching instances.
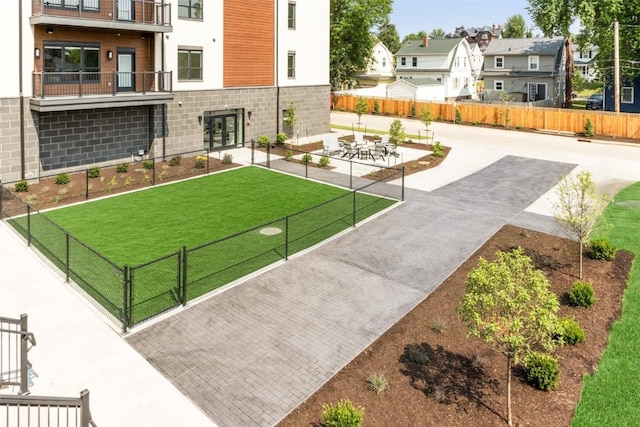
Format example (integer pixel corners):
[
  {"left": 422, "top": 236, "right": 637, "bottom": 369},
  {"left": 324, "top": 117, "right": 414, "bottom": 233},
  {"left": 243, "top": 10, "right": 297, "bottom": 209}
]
[
  {"left": 457, "top": 248, "right": 560, "bottom": 427},
  {"left": 354, "top": 97, "right": 368, "bottom": 128},
  {"left": 419, "top": 107, "right": 432, "bottom": 141},
  {"left": 388, "top": 118, "right": 405, "bottom": 146},
  {"left": 553, "top": 171, "right": 608, "bottom": 278}
]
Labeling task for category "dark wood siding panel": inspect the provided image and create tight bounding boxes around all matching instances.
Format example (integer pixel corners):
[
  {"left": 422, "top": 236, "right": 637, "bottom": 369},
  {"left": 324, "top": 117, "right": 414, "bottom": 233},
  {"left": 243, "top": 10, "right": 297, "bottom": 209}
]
[{"left": 224, "top": 0, "right": 274, "bottom": 87}]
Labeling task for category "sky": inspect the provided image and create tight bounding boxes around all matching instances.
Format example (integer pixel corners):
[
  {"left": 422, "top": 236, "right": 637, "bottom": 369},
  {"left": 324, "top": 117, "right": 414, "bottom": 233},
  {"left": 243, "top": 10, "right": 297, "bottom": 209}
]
[{"left": 389, "top": 0, "right": 538, "bottom": 38}]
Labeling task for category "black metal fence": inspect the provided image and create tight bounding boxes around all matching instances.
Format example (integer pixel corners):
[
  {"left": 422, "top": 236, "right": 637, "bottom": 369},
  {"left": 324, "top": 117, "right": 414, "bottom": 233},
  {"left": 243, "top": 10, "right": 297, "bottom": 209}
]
[{"left": 1, "top": 156, "right": 404, "bottom": 331}]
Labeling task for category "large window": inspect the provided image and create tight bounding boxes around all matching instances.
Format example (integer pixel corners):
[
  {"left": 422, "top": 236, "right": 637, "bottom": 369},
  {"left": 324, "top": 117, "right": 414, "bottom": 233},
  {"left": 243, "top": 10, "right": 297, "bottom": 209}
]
[
  {"left": 494, "top": 56, "right": 504, "bottom": 68},
  {"left": 401, "top": 57, "right": 406, "bottom": 66},
  {"left": 178, "top": 0, "right": 202, "bottom": 19},
  {"left": 44, "top": 0, "right": 99, "bottom": 12},
  {"left": 288, "top": 2, "right": 296, "bottom": 29},
  {"left": 528, "top": 55, "right": 539, "bottom": 70},
  {"left": 622, "top": 87, "right": 634, "bottom": 103},
  {"left": 288, "top": 51, "right": 296, "bottom": 78},
  {"left": 178, "top": 49, "right": 202, "bottom": 80},
  {"left": 44, "top": 43, "right": 100, "bottom": 83}
]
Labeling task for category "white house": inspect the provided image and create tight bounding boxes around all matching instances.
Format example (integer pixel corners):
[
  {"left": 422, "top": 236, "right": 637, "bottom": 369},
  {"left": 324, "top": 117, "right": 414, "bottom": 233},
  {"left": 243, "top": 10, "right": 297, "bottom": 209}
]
[
  {"left": 573, "top": 44, "right": 599, "bottom": 82},
  {"left": 386, "top": 78, "right": 445, "bottom": 101},
  {"left": 394, "top": 36, "right": 478, "bottom": 101}
]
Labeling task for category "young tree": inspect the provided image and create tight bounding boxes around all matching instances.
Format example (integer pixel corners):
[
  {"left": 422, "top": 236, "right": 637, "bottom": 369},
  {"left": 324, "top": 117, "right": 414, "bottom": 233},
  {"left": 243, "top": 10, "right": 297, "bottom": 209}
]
[
  {"left": 330, "top": 0, "right": 393, "bottom": 90},
  {"left": 457, "top": 248, "right": 560, "bottom": 427},
  {"left": 419, "top": 107, "right": 432, "bottom": 135},
  {"left": 284, "top": 103, "right": 298, "bottom": 137},
  {"left": 354, "top": 97, "right": 368, "bottom": 127},
  {"left": 553, "top": 171, "right": 609, "bottom": 278},
  {"left": 503, "top": 14, "right": 527, "bottom": 38},
  {"left": 388, "top": 119, "right": 405, "bottom": 145},
  {"left": 376, "top": 18, "right": 401, "bottom": 53}
]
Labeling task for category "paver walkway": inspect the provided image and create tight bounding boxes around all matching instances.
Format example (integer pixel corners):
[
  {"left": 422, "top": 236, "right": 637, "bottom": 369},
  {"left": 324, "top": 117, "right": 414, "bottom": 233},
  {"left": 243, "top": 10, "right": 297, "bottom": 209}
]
[{"left": 126, "top": 155, "right": 575, "bottom": 426}]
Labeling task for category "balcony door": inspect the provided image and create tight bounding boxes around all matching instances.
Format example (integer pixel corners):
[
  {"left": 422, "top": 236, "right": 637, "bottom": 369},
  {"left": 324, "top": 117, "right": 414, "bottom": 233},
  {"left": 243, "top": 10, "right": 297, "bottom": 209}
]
[
  {"left": 117, "top": 50, "right": 135, "bottom": 92},
  {"left": 118, "top": 0, "right": 135, "bottom": 21}
]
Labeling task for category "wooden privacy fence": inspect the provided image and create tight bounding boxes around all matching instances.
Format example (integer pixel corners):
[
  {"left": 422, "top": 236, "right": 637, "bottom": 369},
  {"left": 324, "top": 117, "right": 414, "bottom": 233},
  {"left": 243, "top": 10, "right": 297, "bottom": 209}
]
[{"left": 334, "top": 95, "right": 640, "bottom": 140}]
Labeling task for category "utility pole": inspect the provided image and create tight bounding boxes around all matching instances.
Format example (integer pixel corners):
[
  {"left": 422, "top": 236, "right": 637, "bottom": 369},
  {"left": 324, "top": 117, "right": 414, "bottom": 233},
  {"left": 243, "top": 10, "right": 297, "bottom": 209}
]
[{"left": 614, "top": 21, "right": 620, "bottom": 113}]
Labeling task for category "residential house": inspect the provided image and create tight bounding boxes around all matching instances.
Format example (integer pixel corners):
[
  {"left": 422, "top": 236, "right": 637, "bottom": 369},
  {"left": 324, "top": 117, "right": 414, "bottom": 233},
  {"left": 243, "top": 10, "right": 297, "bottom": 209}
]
[
  {"left": 603, "top": 78, "right": 640, "bottom": 113},
  {"left": 573, "top": 44, "right": 599, "bottom": 82},
  {"left": 481, "top": 37, "right": 570, "bottom": 107},
  {"left": 395, "top": 36, "right": 478, "bottom": 101},
  {"left": 0, "top": 0, "right": 330, "bottom": 182},
  {"left": 356, "top": 39, "right": 395, "bottom": 87},
  {"left": 451, "top": 24, "right": 502, "bottom": 51},
  {"left": 386, "top": 78, "right": 445, "bottom": 101}
]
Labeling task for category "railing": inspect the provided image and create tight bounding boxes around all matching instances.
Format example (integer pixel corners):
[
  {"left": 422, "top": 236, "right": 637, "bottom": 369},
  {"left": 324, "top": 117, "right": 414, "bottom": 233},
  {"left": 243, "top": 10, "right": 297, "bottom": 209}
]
[
  {"left": 0, "top": 389, "right": 97, "bottom": 427},
  {"left": 32, "top": 71, "right": 172, "bottom": 99},
  {"left": 33, "top": 0, "right": 171, "bottom": 27},
  {"left": 0, "top": 314, "right": 36, "bottom": 395}
]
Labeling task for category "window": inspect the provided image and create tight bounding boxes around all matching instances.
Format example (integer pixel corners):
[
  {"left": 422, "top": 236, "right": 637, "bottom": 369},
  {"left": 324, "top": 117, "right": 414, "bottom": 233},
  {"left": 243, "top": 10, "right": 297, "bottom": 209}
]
[
  {"left": 463, "top": 57, "right": 467, "bottom": 67},
  {"left": 178, "top": 49, "right": 202, "bottom": 80},
  {"left": 288, "top": 2, "right": 296, "bottom": 29},
  {"left": 580, "top": 50, "right": 592, "bottom": 59},
  {"left": 481, "top": 33, "right": 488, "bottom": 40},
  {"left": 464, "top": 77, "right": 469, "bottom": 88},
  {"left": 412, "top": 57, "right": 417, "bottom": 67},
  {"left": 528, "top": 83, "right": 547, "bottom": 101},
  {"left": 528, "top": 55, "right": 539, "bottom": 70},
  {"left": 44, "top": 0, "right": 99, "bottom": 12},
  {"left": 494, "top": 56, "right": 504, "bottom": 68},
  {"left": 453, "top": 77, "right": 460, "bottom": 89},
  {"left": 44, "top": 43, "right": 100, "bottom": 83},
  {"left": 622, "top": 87, "right": 634, "bottom": 103},
  {"left": 581, "top": 66, "right": 589, "bottom": 78},
  {"left": 494, "top": 80, "right": 504, "bottom": 91},
  {"left": 288, "top": 51, "right": 296, "bottom": 78},
  {"left": 382, "top": 57, "right": 386, "bottom": 67},
  {"left": 401, "top": 57, "right": 406, "bottom": 66},
  {"left": 178, "top": 0, "right": 202, "bottom": 19},
  {"left": 454, "top": 57, "right": 460, "bottom": 67}
]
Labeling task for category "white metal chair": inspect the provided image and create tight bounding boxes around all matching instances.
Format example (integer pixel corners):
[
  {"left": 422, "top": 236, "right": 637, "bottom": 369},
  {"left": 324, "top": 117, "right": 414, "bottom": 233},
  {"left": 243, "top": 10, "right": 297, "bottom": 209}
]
[{"left": 322, "top": 135, "right": 343, "bottom": 156}]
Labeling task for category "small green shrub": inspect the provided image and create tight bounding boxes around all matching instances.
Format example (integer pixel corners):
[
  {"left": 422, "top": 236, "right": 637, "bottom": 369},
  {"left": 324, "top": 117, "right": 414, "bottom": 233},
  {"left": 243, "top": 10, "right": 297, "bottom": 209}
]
[
  {"left": 194, "top": 155, "right": 208, "bottom": 169},
  {"left": 301, "top": 153, "right": 312, "bottom": 164},
  {"left": 87, "top": 167, "right": 101, "bottom": 178},
  {"left": 590, "top": 238, "right": 616, "bottom": 261},
  {"left": 455, "top": 108, "right": 462, "bottom": 124},
  {"left": 584, "top": 118, "right": 595, "bottom": 137},
  {"left": 322, "top": 399, "right": 364, "bottom": 427},
  {"left": 472, "top": 121, "right": 480, "bottom": 126},
  {"left": 430, "top": 318, "right": 448, "bottom": 334},
  {"left": 432, "top": 141, "right": 444, "bottom": 157},
  {"left": 406, "top": 347, "right": 428, "bottom": 365},
  {"left": 568, "top": 281, "right": 597, "bottom": 308},
  {"left": 383, "top": 111, "right": 390, "bottom": 116},
  {"left": 14, "top": 180, "right": 29, "bottom": 192},
  {"left": 116, "top": 163, "right": 129, "bottom": 173},
  {"left": 367, "top": 373, "right": 388, "bottom": 394},
  {"left": 557, "top": 317, "right": 586, "bottom": 345},
  {"left": 373, "top": 100, "right": 380, "bottom": 114},
  {"left": 142, "top": 160, "right": 154, "bottom": 170},
  {"left": 285, "top": 150, "right": 293, "bottom": 161},
  {"left": 222, "top": 153, "right": 233, "bottom": 164},
  {"left": 276, "top": 132, "right": 288, "bottom": 145},
  {"left": 319, "top": 156, "right": 330, "bottom": 167},
  {"left": 525, "top": 352, "right": 560, "bottom": 391},
  {"left": 409, "top": 103, "right": 416, "bottom": 117},
  {"left": 54, "top": 173, "right": 70, "bottom": 185},
  {"left": 257, "top": 135, "right": 270, "bottom": 148},
  {"left": 169, "top": 155, "right": 182, "bottom": 166}
]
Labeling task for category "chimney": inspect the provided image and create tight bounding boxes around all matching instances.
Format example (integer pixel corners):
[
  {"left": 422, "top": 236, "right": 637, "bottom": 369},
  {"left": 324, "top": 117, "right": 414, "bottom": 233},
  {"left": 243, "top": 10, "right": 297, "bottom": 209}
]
[
  {"left": 423, "top": 34, "right": 429, "bottom": 47},
  {"left": 492, "top": 23, "right": 496, "bottom": 33}
]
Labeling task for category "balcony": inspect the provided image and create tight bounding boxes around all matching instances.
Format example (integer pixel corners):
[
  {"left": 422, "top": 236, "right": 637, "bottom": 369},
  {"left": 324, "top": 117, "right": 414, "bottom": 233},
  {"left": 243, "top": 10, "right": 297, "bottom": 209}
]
[
  {"left": 31, "top": 0, "right": 172, "bottom": 33},
  {"left": 31, "top": 71, "right": 174, "bottom": 112}
]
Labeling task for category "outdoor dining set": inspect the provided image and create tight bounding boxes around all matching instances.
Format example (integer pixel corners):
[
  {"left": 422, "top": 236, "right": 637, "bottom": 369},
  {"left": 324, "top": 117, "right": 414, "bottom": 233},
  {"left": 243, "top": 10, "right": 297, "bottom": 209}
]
[{"left": 322, "top": 131, "right": 399, "bottom": 162}]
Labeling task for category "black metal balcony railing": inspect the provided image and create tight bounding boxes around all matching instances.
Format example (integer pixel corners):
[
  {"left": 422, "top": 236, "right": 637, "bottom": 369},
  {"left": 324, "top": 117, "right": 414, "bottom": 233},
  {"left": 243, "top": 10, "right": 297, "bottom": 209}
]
[
  {"left": 32, "top": 71, "right": 172, "bottom": 99},
  {"left": 33, "top": 0, "right": 171, "bottom": 27}
]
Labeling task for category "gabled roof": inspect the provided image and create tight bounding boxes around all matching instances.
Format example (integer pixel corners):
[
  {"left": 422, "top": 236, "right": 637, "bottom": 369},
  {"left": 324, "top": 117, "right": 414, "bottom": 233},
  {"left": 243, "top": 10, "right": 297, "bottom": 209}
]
[
  {"left": 396, "top": 38, "right": 463, "bottom": 56},
  {"left": 390, "top": 78, "right": 443, "bottom": 87},
  {"left": 483, "top": 37, "right": 565, "bottom": 56}
]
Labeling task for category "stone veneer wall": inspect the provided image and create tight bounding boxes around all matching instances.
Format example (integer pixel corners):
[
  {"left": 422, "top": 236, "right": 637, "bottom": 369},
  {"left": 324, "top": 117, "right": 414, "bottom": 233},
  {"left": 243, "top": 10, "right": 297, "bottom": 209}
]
[
  {"left": 157, "top": 84, "right": 331, "bottom": 156},
  {"left": 0, "top": 98, "right": 39, "bottom": 183}
]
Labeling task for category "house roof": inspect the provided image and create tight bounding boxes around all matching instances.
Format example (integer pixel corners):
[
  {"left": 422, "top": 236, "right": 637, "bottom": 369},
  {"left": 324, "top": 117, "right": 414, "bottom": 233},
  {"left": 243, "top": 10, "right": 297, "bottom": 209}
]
[
  {"left": 398, "top": 78, "right": 443, "bottom": 86},
  {"left": 483, "top": 37, "right": 566, "bottom": 56},
  {"left": 396, "top": 38, "right": 463, "bottom": 56}
]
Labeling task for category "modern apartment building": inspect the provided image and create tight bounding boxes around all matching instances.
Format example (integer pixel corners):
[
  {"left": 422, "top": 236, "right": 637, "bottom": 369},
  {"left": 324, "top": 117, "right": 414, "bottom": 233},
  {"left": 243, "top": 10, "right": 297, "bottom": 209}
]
[{"left": 0, "top": 0, "right": 330, "bottom": 182}]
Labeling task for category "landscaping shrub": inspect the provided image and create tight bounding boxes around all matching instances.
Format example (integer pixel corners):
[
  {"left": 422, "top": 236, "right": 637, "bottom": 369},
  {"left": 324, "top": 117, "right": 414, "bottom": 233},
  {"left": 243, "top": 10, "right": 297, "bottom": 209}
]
[
  {"left": 373, "top": 100, "right": 380, "bottom": 114},
  {"left": 584, "top": 118, "right": 595, "bottom": 137},
  {"left": 409, "top": 103, "right": 416, "bottom": 117},
  {"left": 590, "top": 238, "right": 616, "bottom": 261},
  {"left": 367, "top": 373, "right": 388, "bottom": 394},
  {"left": 14, "top": 180, "right": 29, "bottom": 192},
  {"left": 406, "top": 347, "right": 428, "bottom": 365},
  {"left": 194, "top": 155, "right": 208, "bottom": 169},
  {"left": 116, "top": 163, "right": 129, "bottom": 173},
  {"left": 54, "top": 173, "right": 70, "bottom": 185},
  {"left": 455, "top": 108, "right": 462, "bottom": 124},
  {"left": 276, "top": 132, "right": 288, "bottom": 145},
  {"left": 87, "top": 167, "right": 101, "bottom": 178},
  {"left": 432, "top": 141, "right": 444, "bottom": 157},
  {"left": 169, "top": 155, "right": 182, "bottom": 166},
  {"left": 285, "top": 150, "right": 293, "bottom": 161},
  {"left": 557, "top": 317, "right": 586, "bottom": 345},
  {"left": 222, "top": 153, "right": 233, "bottom": 164},
  {"left": 257, "top": 135, "right": 270, "bottom": 148},
  {"left": 319, "top": 156, "right": 330, "bottom": 167},
  {"left": 321, "top": 399, "right": 364, "bottom": 427},
  {"left": 142, "top": 160, "right": 154, "bottom": 170},
  {"left": 301, "top": 153, "right": 312, "bottom": 164},
  {"left": 525, "top": 352, "right": 560, "bottom": 391},
  {"left": 568, "top": 281, "right": 597, "bottom": 308}
]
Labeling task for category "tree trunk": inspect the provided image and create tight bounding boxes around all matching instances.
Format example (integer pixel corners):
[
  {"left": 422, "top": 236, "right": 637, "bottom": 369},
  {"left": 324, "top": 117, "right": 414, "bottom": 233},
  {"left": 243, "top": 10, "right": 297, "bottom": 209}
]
[
  {"left": 507, "top": 356, "right": 512, "bottom": 426},
  {"left": 579, "top": 242, "right": 584, "bottom": 279}
]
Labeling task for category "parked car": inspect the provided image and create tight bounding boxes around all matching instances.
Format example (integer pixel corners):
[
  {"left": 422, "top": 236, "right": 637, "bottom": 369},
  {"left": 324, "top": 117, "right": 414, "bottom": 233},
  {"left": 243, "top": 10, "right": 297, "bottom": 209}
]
[{"left": 586, "top": 94, "right": 604, "bottom": 110}]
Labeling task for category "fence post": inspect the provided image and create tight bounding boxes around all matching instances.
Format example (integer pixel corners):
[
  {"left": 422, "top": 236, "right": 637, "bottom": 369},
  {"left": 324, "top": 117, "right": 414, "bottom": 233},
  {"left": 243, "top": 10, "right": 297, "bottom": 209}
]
[
  {"left": 401, "top": 167, "right": 405, "bottom": 201},
  {"left": 122, "top": 265, "right": 129, "bottom": 333},
  {"left": 181, "top": 246, "right": 187, "bottom": 305},
  {"left": 65, "top": 233, "right": 70, "bottom": 282},
  {"left": 206, "top": 148, "right": 210, "bottom": 174},
  {"left": 27, "top": 205, "right": 31, "bottom": 246},
  {"left": 85, "top": 169, "right": 89, "bottom": 201},
  {"left": 285, "top": 216, "right": 289, "bottom": 260},
  {"left": 349, "top": 161, "right": 353, "bottom": 189},
  {"left": 352, "top": 190, "right": 356, "bottom": 227},
  {"left": 80, "top": 389, "right": 91, "bottom": 427},
  {"left": 152, "top": 159, "right": 156, "bottom": 186},
  {"left": 251, "top": 139, "right": 255, "bottom": 164},
  {"left": 19, "top": 314, "right": 29, "bottom": 395}
]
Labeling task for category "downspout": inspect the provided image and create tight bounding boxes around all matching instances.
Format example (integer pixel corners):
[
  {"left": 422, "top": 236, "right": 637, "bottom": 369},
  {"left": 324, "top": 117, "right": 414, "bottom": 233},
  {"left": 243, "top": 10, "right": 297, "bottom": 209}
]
[
  {"left": 275, "top": 0, "right": 279, "bottom": 137},
  {"left": 18, "top": 0, "right": 26, "bottom": 179},
  {"left": 161, "top": 0, "right": 166, "bottom": 160}
]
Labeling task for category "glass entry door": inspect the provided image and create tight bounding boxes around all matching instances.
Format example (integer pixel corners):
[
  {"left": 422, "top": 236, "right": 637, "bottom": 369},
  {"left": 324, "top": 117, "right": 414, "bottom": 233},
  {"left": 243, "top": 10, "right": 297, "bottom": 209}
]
[
  {"left": 117, "top": 51, "right": 135, "bottom": 92},
  {"left": 205, "top": 114, "right": 237, "bottom": 149}
]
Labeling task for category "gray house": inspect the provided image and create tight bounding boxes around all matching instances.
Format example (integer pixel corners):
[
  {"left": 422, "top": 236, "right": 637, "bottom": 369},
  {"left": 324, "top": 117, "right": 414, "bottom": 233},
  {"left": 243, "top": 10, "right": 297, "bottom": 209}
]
[{"left": 481, "top": 37, "right": 570, "bottom": 107}]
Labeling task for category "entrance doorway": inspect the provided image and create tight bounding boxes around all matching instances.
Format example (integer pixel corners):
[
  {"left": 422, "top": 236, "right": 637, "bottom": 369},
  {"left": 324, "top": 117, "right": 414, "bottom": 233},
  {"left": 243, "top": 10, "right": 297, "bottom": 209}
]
[
  {"left": 203, "top": 109, "right": 244, "bottom": 150},
  {"left": 117, "top": 50, "right": 135, "bottom": 92}
]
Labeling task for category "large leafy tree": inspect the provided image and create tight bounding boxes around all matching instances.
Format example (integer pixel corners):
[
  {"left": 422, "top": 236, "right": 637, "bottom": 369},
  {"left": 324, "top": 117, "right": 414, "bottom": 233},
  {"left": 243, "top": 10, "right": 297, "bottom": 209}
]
[
  {"left": 457, "top": 248, "right": 560, "bottom": 427},
  {"left": 429, "top": 28, "right": 446, "bottom": 39},
  {"left": 376, "top": 18, "right": 401, "bottom": 53},
  {"left": 331, "top": 0, "right": 393, "bottom": 89},
  {"left": 402, "top": 30, "right": 427, "bottom": 44},
  {"left": 503, "top": 14, "right": 527, "bottom": 38}
]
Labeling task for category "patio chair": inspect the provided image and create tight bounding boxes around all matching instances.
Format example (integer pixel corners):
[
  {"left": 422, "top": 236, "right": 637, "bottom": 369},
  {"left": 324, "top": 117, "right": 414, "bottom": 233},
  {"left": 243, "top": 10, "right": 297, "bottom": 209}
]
[
  {"left": 341, "top": 141, "right": 358, "bottom": 159},
  {"left": 353, "top": 131, "right": 365, "bottom": 146},
  {"left": 386, "top": 143, "right": 399, "bottom": 157},
  {"left": 370, "top": 142, "right": 386, "bottom": 161},
  {"left": 375, "top": 134, "right": 390, "bottom": 145},
  {"left": 322, "top": 134, "right": 343, "bottom": 156}
]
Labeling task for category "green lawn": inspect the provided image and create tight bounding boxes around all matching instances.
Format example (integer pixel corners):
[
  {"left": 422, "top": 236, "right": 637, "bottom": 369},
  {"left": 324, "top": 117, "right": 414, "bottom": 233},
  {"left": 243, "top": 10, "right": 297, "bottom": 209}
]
[
  {"left": 572, "top": 182, "right": 640, "bottom": 425},
  {"left": 11, "top": 166, "right": 396, "bottom": 324}
]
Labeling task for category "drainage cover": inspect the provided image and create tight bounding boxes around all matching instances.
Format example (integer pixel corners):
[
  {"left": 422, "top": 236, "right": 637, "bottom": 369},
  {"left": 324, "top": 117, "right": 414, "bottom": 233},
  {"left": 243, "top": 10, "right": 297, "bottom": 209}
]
[{"left": 260, "top": 227, "right": 282, "bottom": 236}]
